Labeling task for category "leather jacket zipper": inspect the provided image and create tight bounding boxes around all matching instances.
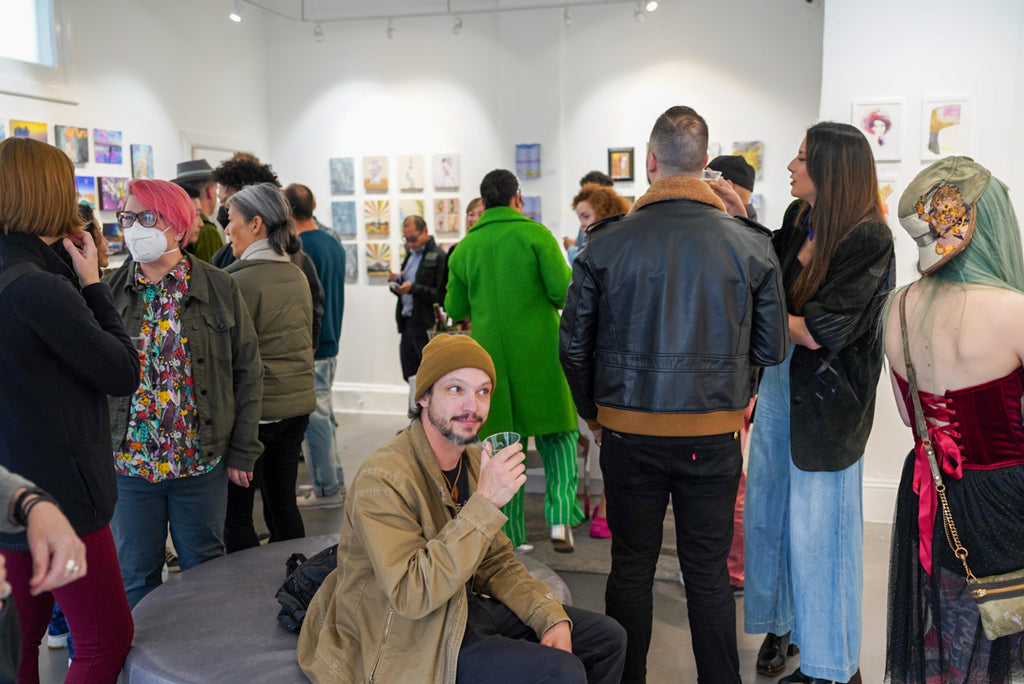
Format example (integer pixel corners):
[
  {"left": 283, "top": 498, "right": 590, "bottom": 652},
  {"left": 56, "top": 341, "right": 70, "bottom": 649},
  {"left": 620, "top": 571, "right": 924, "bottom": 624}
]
[{"left": 368, "top": 607, "right": 395, "bottom": 683}]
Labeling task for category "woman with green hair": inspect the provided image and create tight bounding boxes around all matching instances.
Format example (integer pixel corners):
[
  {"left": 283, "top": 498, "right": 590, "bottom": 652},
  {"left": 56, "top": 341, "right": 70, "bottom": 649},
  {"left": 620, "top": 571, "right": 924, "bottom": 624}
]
[{"left": 883, "top": 157, "right": 1024, "bottom": 682}]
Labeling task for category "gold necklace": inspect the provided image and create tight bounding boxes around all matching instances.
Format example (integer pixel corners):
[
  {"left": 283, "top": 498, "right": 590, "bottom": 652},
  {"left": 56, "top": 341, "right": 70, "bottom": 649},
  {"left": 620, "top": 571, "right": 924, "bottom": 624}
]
[{"left": 441, "top": 456, "right": 464, "bottom": 506}]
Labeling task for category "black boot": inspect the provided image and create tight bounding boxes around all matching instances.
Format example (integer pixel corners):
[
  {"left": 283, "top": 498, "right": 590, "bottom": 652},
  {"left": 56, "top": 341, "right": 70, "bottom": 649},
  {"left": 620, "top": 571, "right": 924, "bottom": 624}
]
[{"left": 755, "top": 631, "right": 797, "bottom": 676}]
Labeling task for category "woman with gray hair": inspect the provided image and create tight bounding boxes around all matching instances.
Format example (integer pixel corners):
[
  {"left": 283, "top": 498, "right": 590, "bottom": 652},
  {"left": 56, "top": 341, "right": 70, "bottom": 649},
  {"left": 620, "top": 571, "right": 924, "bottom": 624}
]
[{"left": 222, "top": 182, "right": 316, "bottom": 552}]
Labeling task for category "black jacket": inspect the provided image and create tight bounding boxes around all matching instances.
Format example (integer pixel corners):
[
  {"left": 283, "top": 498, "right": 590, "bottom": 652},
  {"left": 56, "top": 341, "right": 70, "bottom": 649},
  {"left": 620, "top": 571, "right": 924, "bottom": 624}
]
[
  {"left": 0, "top": 234, "right": 139, "bottom": 547},
  {"left": 392, "top": 237, "right": 448, "bottom": 333},
  {"left": 560, "top": 177, "right": 789, "bottom": 436}
]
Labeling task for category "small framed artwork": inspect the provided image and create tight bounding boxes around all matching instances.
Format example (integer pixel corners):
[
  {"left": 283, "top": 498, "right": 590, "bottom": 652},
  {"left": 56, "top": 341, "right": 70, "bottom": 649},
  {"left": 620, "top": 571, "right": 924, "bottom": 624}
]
[
  {"left": 102, "top": 222, "right": 124, "bottom": 255},
  {"left": 131, "top": 144, "right": 154, "bottom": 179},
  {"left": 342, "top": 243, "right": 358, "bottom": 284},
  {"left": 365, "top": 242, "right": 391, "bottom": 281},
  {"left": 434, "top": 198, "right": 460, "bottom": 235},
  {"left": 331, "top": 201, "right": 356, "bottom": 237},
  {"left": 922, "top": 97, "right": 970, "bottom": 159},
  {"left": 397, "top": 155, "right": 424, "bottom": 192},
  {"left": 732, "top": 141, "right": 764, "bottom": 181},
  {"left": 522, "top": 196, "right": 542, "bottom": 223},
  {"left": 363, "top": 156, "right": 388, "bottom": 192},
  {"left": 432, "top": 154, "right": 459, "bottom": 190},
  {"left": 399, "top": 199, "right": 424, "bottom": 222},
  {"left": 98, "top": 177, "right": 128, "bottom": 211},
  {"left": 94, "top": 129, "right": 123, "bottom": 164},
  {"left": 852, "top": 100, "right": 901, "bottom": 162},
  {"left": 55, "top": 125, "right": 89, "bottom": 164},
  {"left": 607, "top": 147, "right": 634, "bottom": 182},
  {"left": 10, "top": 119, "right": 47, "bottom": 142},
  {"left": 75, "top": 176, "right": 97, "bottom": 208},
  {"left": 329, "top": 157, "right": 355, "bottom": 194},
  {"left": 515, "top": 144, "right": 541, "bottom": 180},
  {"left": 877, "top": 176, "right": 898, "bottom": 228},
  {"left": 364, "top": 200, "right": 390, "bottom": 236}
]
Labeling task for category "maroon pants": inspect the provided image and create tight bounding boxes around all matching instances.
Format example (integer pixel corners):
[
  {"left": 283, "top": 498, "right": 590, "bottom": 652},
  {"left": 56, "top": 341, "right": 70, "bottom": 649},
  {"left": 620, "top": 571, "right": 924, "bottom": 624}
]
[{"left": 2, "top": 525, "right": 133, "bottom": 684}]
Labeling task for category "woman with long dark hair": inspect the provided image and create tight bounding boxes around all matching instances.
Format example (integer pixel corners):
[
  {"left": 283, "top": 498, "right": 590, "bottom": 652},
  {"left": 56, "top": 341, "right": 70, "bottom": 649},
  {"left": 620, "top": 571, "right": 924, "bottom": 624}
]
[{"left": 743, "top": 122, "right": 894, "bottom": 684}]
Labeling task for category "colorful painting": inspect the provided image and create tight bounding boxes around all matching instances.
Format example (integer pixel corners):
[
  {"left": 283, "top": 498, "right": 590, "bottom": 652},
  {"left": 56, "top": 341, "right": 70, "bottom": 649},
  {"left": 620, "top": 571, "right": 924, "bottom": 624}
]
[
  {"left": 329, "top": 157, "right": 355, "bottom": 194},
  {"left": 363, "top": 156, "right": 388, "bottom": 192},
  {"left": 433, "top": 198, "right": 460, "bottom": 235},
  {"left": 365, "top": 242, "right": 391, "bottom": 280},
  {"left": 94, "top": 129, "right": 123, "bottom": 164},
  {"left": 749, "top": 193, "right": 764, "bottom": 221},
  {"left": 130, "top": 144, "right": 154, "bottom": 179},
  {"left": 98, "top": 177, "right": 128, "bottom": 211},
  {"left": 877, "top": 177, "right": 897, "bottom": 227},
  {"left": 55, "top": 125, "right": 89, "bottom": 164},
  {"left": 852, "top": 101, "right": 901, "bottom": 162},
  {"left": 342, "top": 243, "right": 358, "bottom": 284},
  {"left": 364, "top": 200, "right": 390, "bottom": 236},
  {"left": 397, "top": 155, "right": 424, "bottom": 192},
  {"left": 515, "top": 143, "right": 541, "bottom": 180},
  {"left": 607, "top": 147, "right": 634, "bottom": 182},
  {"left": 399, "top": 200, "right": 425, "bottom": 224},
  {"left": 432, "top": 154, "right": 459, "bottom": 190},
  {"left": 76, "top": 176, "right": 97, "bottom": 208},
  {"left": 922, "top": 98, "right": 969, "bottom": 159},
  {"left": 10, "top": 119, "right": 47, "bottom": 142},
  {"left": 331, "top": 201, "right": 357, "bottom": 237},
  {"left": 102, "top": 222, "right": 125, "bottom": 255},
  {"left": 522, "top": 196, "right": 542, "bottom": 223},
  {"left": 732, "top": 141, "right": 764, "bottom": 181}
]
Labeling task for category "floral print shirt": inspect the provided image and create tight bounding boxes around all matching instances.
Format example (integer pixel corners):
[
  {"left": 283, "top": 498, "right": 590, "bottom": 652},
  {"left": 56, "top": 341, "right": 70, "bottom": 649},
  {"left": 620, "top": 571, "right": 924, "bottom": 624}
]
[{"left": 115, "top": 258, "right": 208, "bottom": 482}]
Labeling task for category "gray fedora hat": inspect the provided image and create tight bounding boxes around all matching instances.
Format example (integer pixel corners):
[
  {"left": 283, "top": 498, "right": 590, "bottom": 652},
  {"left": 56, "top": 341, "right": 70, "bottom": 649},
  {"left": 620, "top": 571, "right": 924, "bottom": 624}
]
[{"left": 173, "top": 159, "right": 213, "bottom": 185}]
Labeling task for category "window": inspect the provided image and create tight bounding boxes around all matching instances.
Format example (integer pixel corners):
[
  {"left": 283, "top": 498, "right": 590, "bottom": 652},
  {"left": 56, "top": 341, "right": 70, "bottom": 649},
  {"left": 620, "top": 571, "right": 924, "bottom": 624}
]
[{"left": 0, "top": 0, "right": 57, "bottom": 67}]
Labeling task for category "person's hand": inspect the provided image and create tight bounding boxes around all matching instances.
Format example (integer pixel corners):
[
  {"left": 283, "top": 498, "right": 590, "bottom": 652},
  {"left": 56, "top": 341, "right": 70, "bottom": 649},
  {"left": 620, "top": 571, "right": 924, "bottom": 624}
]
[
  {"left": 25, "top": 500, "right": 86, "bottom": 595},
  {"left": 62, "top": 231, "right": 101, "bottom": 287},
  {"left": 540, "top": 620, "right": 572, "bottom": 653},
  {"left": 394, "top": 281, "right": 413, "bottom": 295},
  {"left": 228, "top": 467, "right": 253, "bottom": 488},
  {"left": 708, "top": 179, "right": 747, "bottom": 218},
  {"left": 562, "top": 237, "right": 577, "bottom": 250},
  {"left": 476, "top": 442, "right": 527, "bottom": 508},
  {"left": 387, "top": 270, "right": 400, "bottom": 283},
  {"left": 591, "top": 427, "right": 603, "bottom": 447}
]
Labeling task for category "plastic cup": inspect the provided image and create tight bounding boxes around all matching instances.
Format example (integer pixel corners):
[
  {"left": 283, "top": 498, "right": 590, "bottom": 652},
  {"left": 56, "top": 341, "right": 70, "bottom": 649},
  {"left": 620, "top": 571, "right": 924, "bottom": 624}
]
[
  {"left": 483, "top": 431, "right": 521, "bottom": 454},
  {"left": 131, "top": 335, "right": 149, "bottom": 359}
]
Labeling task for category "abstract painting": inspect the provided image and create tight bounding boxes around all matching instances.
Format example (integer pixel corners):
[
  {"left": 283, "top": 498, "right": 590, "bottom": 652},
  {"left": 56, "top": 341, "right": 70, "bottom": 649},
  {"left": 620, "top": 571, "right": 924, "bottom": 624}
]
[
  {"left": 399, "top": 199, "right": 425, "bottom": 223},
  {"left": 432, "top": 154, "right": 459, "bottom": 190},
  {"left": 55, "top": 125, "right": 89, "bottom": 163},
  {"left": 364, "top": 200, "right": 390, "bottom": 236},
  {"left": 342, "top": 243, "right": 358, "bottom": 284},
  {"left": 397, "top": 155, "right": 424, "bottom": 192},
  {"left": 76, "top": 176, "right": 97, "bottom": 208},
  {"left": 94, "top": 129, "right": 123, "bottom": 164},
  {"left": 732, "top": 141, "right": 765, "bottom": 181},
  {"left": 131, "top": 144, "right": 154, "bottom": 179},
  {"left": 98, "top": 177, "right": 128, "bottom": 211},
  {"left": 363, "top": 156, "right": 388, "bottom": 192},
  {"left": 522, "top": 196, "right": 542, "bottom": 223},
  {"left": 329, "top": 157, "right": 355, "bottom": 194},
  {"left": 365, "top": 242, "right": 391, "bottom": 281},
  {"left": 102, "top": 222, "right": 125, "bottom": 255},
  {"left": 10, "top": 119, "right": 47, "bottom": 142},
  {"left": 515, "top": 144, "right": 541, "bottom": 180},
  {"left": 331, "top": 201, "right": 357, "bottom": 237},
  {"left": 607, "top": 148, "right": 634, "bottom": 182},
  {"left": 852, "top": 100, "right": 901, "bottom": 162},
  {"left": 922, "top": 98, "right": 969, "bottom": 159},
  {"left": 749, "top": 193, "right": 765, "bottom": 221},
  {"left": 877, "top": 177, "right": 897, "bottom": 227},
  {"left": 433, "top": 198, "right": 460, "bottom": 235}
]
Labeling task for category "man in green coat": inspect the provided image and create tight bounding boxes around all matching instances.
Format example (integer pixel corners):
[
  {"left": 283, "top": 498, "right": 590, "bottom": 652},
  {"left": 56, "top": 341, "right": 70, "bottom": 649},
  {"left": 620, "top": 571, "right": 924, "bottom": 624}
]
[{"left": 445, "top": 169, "right": 584, "bottom": 551}]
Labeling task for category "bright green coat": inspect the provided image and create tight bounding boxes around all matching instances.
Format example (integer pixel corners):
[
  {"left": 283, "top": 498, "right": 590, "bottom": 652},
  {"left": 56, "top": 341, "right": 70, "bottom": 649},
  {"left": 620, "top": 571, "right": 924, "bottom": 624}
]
[{"left": 445, "top": 206, "right": 577, "bottom": 437}]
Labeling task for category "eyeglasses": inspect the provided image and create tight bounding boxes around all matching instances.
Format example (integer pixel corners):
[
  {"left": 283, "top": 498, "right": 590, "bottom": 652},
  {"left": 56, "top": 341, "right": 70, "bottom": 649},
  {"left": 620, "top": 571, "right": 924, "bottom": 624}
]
[
  {"left": 116, "top": 210, "right": 160, "bottom": 229},
  {"left": 403, "top": 230, "right": 425, "bottom": 244}
]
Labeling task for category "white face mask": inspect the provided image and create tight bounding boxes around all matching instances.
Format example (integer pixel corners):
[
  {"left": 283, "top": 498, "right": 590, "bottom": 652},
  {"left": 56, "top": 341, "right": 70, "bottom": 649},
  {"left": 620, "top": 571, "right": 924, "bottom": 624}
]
[{"left": 123, "top": 224, "right": 176, "bottom": 263}]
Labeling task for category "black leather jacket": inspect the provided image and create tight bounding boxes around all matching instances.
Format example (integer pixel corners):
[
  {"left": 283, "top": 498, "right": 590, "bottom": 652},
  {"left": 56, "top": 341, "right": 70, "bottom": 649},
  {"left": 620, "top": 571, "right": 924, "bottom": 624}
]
[
  {"left": 560, "top": 180, "right": 789, "bottom": 433},
  {"left": 392, "top": 237, "right": 448, "bottom": 333}
]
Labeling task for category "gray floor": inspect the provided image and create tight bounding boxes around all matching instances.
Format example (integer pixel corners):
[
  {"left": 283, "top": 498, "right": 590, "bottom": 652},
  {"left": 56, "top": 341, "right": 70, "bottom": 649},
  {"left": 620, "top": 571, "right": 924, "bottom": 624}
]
[{"left": 38, "top": 412, "right": 889, "bottom": 683}]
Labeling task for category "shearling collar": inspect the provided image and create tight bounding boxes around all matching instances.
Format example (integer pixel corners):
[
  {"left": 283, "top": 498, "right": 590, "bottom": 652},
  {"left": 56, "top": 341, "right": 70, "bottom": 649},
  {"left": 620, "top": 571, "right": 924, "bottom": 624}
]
[{"left": 630, "top": 176, "right": 726, "bottom": 214}]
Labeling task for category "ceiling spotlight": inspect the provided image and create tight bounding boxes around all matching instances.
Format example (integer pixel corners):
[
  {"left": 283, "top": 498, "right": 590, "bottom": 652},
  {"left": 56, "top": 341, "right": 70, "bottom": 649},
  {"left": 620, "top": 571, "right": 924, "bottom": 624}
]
[
  {"left": 385, "top": 18, "right": 396, "bottom": 39},
  {"left": 563, "top": 7, "right": 572, "bottom": 26},
  {"left": 633, "top": 3, "right": 645, "bottom": 23},
  {"left": 228, "top": 0, "right": 241, "bottom": 22},
  {"left": 313, "top": 22, "right": 324, "bottom": 42},
  {"left": 645, "top": 0, "right": 659, "bottom": 10},
  {"left": 453, "top": 15, "right": 462, "bottom": 35}
]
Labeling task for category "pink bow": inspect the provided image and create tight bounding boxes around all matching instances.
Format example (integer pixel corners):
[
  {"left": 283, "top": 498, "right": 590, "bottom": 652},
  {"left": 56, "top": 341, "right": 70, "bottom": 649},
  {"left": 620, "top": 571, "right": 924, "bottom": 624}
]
[{"left": 911, "top": 411, "right": 963, "bottom": 573}]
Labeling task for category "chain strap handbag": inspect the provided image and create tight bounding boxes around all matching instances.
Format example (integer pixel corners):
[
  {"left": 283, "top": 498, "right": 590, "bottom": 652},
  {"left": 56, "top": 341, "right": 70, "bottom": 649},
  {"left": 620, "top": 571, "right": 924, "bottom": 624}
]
[{"left": 899, "top": 287, "right": 1024, "bottom": 640}]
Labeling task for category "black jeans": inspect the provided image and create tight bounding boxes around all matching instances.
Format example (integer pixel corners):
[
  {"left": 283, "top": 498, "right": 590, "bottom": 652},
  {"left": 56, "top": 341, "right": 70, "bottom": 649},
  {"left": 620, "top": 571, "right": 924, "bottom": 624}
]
[
  {"left": 399, "top": 316, "right": 430, "bottom": 381},
  {"left": 224, "top": 414, "right": 309, "bottom": 553},
  {"left": 601, "top": 430, "right": 742, "bottom": 684},
  {"left": 457, "top": 593, "right": 626, "bottom": 684}
]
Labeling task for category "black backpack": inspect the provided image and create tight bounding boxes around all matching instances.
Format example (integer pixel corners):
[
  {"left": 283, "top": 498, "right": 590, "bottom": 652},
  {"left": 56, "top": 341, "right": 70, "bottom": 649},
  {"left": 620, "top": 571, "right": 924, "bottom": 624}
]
[{"left": 275, "top": 544, "right": 338, "bottom": 632}]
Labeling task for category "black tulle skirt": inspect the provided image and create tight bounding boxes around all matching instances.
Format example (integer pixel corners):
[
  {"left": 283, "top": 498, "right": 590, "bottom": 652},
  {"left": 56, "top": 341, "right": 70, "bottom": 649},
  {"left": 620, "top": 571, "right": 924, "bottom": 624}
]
[{"left": 887, "top": 450, "right": 1024, "bottom": 683}]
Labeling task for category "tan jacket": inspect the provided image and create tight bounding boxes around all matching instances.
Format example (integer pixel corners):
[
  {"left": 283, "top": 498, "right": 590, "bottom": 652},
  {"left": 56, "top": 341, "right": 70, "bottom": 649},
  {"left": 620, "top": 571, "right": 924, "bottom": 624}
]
[{"left": 297, "top": 420, "right": 568, "bottom": 683}]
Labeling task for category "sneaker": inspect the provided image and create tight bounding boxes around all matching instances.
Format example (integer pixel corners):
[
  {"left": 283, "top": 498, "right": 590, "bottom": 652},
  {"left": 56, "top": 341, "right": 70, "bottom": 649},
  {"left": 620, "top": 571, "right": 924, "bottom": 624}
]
[
  {"left": 165, "top": 549, "right": 180, "bottom": 573},
  {"left": 514, "top": 543, "right": 534, "bottom": 553},
  {"left": 47, "top": 605, "right": 68, "bottom": 649},
  {"left": 732, "top": 584, "right": 744, "bottom": 596},
  {"left": 296, "top": 490, "right": 345, "bottom": 509},
  {"left": 551, "top": 524, "right": 574, "bottom": 553},
  {"left": 589, "top": 514, "right": 611, "bottom": 539}
]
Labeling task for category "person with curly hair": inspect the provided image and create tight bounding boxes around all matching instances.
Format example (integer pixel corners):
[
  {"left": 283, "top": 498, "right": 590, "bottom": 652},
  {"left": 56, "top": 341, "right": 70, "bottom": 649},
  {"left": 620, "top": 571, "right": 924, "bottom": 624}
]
[{"left": 566, "top": 183, "right": 631, "bottom": 265}]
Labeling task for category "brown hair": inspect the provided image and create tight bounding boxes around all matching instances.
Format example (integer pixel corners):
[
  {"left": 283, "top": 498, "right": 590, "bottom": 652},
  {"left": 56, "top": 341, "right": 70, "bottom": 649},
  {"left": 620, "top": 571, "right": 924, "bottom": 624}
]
[
  {"left": 572, "top": 183, "right": 631, "bottom": 220},
  {"left": 790, "top": 122, "right": 884, "bottom": 312},
  {"left": 0, "top": 138, "right": 84, "bottom": 238}
]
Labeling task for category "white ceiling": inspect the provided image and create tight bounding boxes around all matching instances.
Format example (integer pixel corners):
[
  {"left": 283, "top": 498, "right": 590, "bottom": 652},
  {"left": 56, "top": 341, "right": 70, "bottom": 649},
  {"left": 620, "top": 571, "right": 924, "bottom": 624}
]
[{"left": 245, "top": 0, "right": 643, "bottom": 22}]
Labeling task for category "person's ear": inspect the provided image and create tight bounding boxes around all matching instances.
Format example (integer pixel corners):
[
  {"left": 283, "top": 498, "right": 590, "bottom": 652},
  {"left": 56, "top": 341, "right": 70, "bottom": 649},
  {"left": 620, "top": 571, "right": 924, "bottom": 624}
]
[
  {"left": 646, "top": 151, "right": 657, "bottom": 176},
  {"left": 251, "top": 215, "right": 264, "bottom": 235}
]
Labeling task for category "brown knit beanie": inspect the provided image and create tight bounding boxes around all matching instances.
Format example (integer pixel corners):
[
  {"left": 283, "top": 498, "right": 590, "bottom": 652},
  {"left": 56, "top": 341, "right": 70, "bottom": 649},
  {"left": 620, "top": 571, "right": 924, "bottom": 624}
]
[{"left": 415, "top": 334, "right": 497, "bottom": 401}]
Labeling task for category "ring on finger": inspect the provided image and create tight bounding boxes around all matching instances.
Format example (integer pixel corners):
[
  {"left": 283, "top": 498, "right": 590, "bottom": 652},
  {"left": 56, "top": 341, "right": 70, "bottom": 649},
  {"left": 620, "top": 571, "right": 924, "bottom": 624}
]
[{"left": 65, "top": 559, "right": 80, "bottom": 574}]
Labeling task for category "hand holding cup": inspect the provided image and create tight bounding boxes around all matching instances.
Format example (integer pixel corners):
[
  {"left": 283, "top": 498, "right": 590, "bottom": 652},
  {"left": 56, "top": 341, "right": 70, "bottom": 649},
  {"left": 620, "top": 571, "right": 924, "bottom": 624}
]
[{"left": 477, "top": 432, "right": 526, "bottom": 508}]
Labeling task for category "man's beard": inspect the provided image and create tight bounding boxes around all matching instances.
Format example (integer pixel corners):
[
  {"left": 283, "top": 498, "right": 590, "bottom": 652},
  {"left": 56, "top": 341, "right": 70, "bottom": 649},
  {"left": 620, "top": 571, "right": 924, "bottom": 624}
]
[{"left": 427, "top": 403, "right": 483, "bottom": 446}]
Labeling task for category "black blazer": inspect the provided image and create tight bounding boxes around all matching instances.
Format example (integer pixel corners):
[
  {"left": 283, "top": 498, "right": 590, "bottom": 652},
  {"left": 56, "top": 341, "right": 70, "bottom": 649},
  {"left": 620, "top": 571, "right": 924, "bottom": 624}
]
[{"left": 392, "top": 238, "right": 448, "bottom": 333}]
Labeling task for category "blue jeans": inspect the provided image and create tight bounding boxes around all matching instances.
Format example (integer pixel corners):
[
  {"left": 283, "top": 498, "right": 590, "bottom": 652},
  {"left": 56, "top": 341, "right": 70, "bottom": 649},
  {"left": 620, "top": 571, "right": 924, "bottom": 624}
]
[
  {"left": 744, "top": 348, "right": 863, "bottom": 682},
  {"left": 303, "top": 356, "right": 344, "bottom": 497},
  {"left": 111, "top": 461, "right": 228, "bottom": 608}
]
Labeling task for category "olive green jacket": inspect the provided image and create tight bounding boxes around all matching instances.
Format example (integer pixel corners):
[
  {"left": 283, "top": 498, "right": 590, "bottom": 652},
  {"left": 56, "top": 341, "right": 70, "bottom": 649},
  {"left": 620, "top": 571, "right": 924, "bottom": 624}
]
[{"left": 298, "top": 420, "right": 568, "bottom": 684}]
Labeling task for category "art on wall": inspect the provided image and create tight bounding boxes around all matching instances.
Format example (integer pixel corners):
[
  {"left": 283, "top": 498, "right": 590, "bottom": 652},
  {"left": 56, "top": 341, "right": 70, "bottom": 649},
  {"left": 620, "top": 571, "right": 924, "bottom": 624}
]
[
  {"left": 10, "top": 119, "right": 47, "bottom": 142},
  {"left": 329, "top": 157, "right": 355, "bottom": 194},
  {"left": 98, "top": 177, "right": 128, "bottom": 212},
  {"left": 732, "top": 141, "right": 765, "bottom": 180},
  {"left": 607, "top": 147, "right": 634, "bottom": 182},
  {"left": 432, "top": 154, "right": 459, "bottom": 190},
  {"left": 363, "top": 156, "right": 388, "bottom": 192},
  {"left": 331, "top": 201, "right": 357, "bottom": 237},
  {"left": 522, "top": 196, "right": 542, "bottom": 223},
  {"left": 852, "top": 101, "right": 901, "bottom": 162},
  {"left": 55, "top": 125, "right": 89, "bottom": 164},
  {"left": 364, "top": 200, "right": 390, "bottom": 236},
  {"left": 94, "top": 129, "right": 123, "bottom": 164},
  {"left": 877, "top": 176, "right": 898, "bottom": 226},
  {"left": 397, "top": 155, "right": 424, "bottom": 192},
  {"left": 707, "top": 141, "right": 721, "bottom": 159},
  {"left": 0, "top": 120, "right": 6, "bottom": 139},
  {"left": 749, "top": 193, "right": 765, "bottom": 221},
  {"left": 922, "top": 97, "right": 969, "bottom": 159},
  {"left": 515, "top": 144, "right": 541, "bottom": 180},
  {"left": 131, "top": 144, "right": 154, "bottom": 179},
  {"left": 76, "top": 176, "right": 97, "bottom": 208},
  {"left": 102, "top": 222, "right": 124, "bottom": 255},
  {"left": 433, "top": 198, "right": 460, "bottom": 235},
  {"left": 365, "top": 242, "right": 391, "bottom": 281},
  {"left": 399, "top": 199, "right": 425, "bottom": 223},
  {"left": 342, "top": 243, "right": 358, "bottom": 284}
]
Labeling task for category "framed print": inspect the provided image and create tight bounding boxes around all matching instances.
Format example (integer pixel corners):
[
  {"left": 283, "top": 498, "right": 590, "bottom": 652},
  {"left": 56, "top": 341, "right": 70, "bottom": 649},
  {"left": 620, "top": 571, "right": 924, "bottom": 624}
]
[
  {"left": 397, "top": 155, "right": 424, "bottom": 192},
  {"left": 342, "top": 243, "right": 358, "bottom": 284},
  {"left": 731, "top": 141, "right": 764, "bottom": 181},
  {"left": 75, "top": 176, "right": 97, "bottom": 208},
  {"left": 131, "top": 144, "right": 154, "bottom": 178},
  {"left": 522, "top": 196, "right": 542, "bottom": 223},
  {"left": 365, "top": 242, "right": 391, "bottom": 281},
  {"left": 94, "top": 129, "right": 123, "bottom": 164},
  {"left": 432, "top": 154, "right": 459, "bottom": 190},
  {"left": 98, "top": 177, "right": 128, "bottom": 211},
  {"left": 607, "top": 147, "right": 634, "bottom": 182},
  {"left": 515, "top": 144, "right": 541, "bottom": 180},
  {"left": 922, "top": 97, "right": 970, "bottom": 159},
  {"left": 433, "top": 198, "right": 460, "bottom": 235},
  {"left": 331, "top": 201, "right": 357, "bottom": 237},
  {"left": 329, "top": 157, "right": 355, "bottom": 194},
  {"left": 11, "top": 119, "right": 47, "bottom": 142},
  {"left": 55, "top": 125, "right": 89, "bottom": 163},
  {"left": 852, "top": 100, "right": 901, "bottom": 162},
  {"left": 399, "top": 199, "right": 424, "bottom": 222},
  {"left": 363, "top": 156, "right": 388, "bottom": 192},
  {"left": 364, "top": 200, "right": 390, "bottom": 236},
  {"left": 877, "top": 175, "right": 898, "bottom": 228}
]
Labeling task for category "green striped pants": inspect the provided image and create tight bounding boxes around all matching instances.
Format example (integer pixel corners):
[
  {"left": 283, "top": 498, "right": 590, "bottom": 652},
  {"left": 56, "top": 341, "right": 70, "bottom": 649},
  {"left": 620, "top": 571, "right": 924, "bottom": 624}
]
[{"left": 500, "top": 428, "right": 585, "bottom": 547}]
